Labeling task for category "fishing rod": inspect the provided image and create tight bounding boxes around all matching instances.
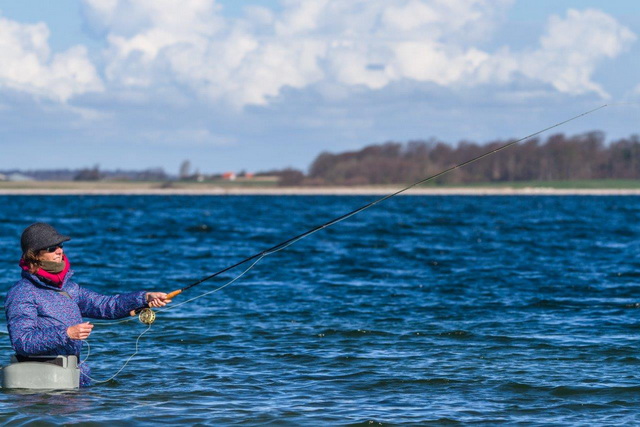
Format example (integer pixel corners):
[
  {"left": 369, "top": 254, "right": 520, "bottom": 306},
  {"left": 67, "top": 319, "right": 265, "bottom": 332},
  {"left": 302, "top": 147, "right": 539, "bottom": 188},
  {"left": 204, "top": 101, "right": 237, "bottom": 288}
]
[{"left": 134, "top": 103, "right": 608, "bottom": 317}]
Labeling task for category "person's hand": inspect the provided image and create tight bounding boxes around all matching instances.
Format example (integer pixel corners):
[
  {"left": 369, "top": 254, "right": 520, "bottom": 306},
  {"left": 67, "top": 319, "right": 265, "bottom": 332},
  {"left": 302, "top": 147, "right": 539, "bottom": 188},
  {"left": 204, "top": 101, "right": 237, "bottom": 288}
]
[
  {"left": 146, "top": 292, "right": 171, "bottom": 308},
  {"left": 67, "top": 322, "right": 94, "bottom": 340}
]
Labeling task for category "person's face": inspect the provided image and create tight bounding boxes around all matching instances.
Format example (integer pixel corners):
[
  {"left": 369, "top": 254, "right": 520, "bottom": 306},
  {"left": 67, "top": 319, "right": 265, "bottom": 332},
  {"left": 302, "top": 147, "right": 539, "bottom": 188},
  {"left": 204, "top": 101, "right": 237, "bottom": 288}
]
[{"left": 38, "top": 244, "right": 64, "bottom": 263}]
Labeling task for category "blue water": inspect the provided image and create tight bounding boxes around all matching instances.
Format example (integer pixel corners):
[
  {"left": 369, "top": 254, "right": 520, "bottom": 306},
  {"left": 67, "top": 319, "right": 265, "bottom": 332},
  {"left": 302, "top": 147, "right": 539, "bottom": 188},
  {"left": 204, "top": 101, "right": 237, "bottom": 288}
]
[{"left": 1, "top": 195, "right": 640, "bottom": 425}]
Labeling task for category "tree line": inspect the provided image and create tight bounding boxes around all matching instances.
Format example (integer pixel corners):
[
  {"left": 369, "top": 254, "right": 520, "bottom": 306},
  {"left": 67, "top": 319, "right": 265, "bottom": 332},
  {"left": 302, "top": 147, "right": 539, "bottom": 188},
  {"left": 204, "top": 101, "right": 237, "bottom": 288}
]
[
  {"left": 297, "top": 132, "right": 640, "bottom": 186},
  {"left": 5, "top": 131, "right": 639, "bottom": 186}
]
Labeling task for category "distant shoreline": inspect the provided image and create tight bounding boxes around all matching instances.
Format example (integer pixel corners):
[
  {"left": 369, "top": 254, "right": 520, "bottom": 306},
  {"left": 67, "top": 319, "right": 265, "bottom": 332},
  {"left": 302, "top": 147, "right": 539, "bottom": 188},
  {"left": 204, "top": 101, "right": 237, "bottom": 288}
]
[{"left": 2, "top": 183, "right": 640, "bottom": 196}]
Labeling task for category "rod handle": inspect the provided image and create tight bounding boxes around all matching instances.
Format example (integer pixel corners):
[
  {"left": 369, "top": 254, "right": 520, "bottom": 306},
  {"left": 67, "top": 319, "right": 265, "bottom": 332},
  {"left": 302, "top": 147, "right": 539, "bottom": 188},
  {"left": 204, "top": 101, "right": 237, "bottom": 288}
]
[
  {"left": 166, "top": 289, "right": 183, "bottom": 300},
  {"left": 130, "top": 289, "right": 183, "bottom": 316}
]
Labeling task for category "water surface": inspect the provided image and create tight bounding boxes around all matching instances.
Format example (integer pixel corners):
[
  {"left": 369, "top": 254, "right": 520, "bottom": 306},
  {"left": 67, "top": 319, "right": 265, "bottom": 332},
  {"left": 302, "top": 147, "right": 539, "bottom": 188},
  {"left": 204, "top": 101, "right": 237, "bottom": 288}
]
[{"left": 1, "top": 195, "right": 639, "bottom": 425}]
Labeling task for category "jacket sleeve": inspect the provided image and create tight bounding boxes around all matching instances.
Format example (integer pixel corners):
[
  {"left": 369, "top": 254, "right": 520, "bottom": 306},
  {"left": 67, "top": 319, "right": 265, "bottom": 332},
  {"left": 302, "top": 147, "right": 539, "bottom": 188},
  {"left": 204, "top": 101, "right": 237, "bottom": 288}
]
[
  {"left": 77, "top": 287, "right": 147, "bottom": 319},
  {"left": 5, "top": 290, "right": 76, "bottom": 356}
]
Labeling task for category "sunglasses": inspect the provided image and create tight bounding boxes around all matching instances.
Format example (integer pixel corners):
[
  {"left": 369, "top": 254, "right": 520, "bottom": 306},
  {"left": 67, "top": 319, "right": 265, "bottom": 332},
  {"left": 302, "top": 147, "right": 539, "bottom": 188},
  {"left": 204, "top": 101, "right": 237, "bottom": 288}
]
[{"left": 43, "top": 244, "right": 64, "bottom": 253}]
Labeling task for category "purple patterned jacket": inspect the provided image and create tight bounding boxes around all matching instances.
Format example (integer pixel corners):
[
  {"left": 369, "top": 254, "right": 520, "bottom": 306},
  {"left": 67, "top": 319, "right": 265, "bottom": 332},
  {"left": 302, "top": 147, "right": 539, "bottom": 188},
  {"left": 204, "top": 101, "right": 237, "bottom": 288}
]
[{"left": 5, "top": 269, "right": 146, "bottom": 386}]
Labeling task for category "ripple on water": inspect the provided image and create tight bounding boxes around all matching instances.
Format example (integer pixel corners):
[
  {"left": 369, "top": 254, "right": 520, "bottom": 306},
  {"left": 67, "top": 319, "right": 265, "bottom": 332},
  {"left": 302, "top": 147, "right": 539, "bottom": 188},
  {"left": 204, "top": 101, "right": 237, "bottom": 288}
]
[{"left": 1, "top": 196, "right": 640, "bottom": 424}]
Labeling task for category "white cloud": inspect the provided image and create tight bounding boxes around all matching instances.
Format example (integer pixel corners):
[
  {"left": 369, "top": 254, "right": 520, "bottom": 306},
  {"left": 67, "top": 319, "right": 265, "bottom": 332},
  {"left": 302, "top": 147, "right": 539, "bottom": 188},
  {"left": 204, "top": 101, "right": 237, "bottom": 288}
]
[
  {"left": 382, "top": 8, "right": 636, "bottom": 97},
  {"left": 83, "top": 0, "right": 224, "bottom": 37},
  {"left": 392, "top": 42, "right": 489, "bottom": 85},
  {"left": 0, "top": 15, "right": 103, "bottom": 102},
  {"left": 3, "top": 1, "right": 636, "bottom": 107},
  {"left": 275, "top": 0, "right": 330, "bottom": 36},
  {"left": 519, "top": 9, "right": 637, "bottom": 98},
  {"left": 382, "top": 0, "right": 512, "bottom": 41},
  {"left": 381, "top": 1, "right": 440, "bottom": 32},
  {"left": 84, "top": 0, "right": 517, "bottom": 106}
]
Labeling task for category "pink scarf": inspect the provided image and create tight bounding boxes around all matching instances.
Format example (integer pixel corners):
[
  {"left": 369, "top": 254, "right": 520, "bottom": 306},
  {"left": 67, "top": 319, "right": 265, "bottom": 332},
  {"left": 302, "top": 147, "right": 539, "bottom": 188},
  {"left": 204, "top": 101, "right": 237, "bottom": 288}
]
[{"left": 19, "top": 255, "right": 70, "bottom": 288}]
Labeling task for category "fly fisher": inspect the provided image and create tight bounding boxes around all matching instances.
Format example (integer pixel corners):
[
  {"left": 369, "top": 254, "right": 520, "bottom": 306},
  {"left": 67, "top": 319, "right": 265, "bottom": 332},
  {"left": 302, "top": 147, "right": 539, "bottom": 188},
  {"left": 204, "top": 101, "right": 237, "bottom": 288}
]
[{"left": 3, "top": 223, "right": 171, "bottom": 388}]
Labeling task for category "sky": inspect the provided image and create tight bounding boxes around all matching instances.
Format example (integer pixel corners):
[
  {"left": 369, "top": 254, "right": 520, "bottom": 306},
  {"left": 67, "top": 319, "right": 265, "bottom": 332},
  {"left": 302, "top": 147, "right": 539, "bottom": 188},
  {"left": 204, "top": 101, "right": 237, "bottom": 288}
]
[{"left": 0, "top": 0, "right": 638, "bottom": 175}]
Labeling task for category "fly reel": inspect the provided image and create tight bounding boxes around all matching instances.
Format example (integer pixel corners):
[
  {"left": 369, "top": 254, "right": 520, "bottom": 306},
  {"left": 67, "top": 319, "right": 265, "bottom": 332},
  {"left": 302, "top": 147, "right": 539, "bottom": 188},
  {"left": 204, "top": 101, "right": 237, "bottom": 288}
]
[{"left": 138, "top": 308, "right": 156, "bottom": 325}]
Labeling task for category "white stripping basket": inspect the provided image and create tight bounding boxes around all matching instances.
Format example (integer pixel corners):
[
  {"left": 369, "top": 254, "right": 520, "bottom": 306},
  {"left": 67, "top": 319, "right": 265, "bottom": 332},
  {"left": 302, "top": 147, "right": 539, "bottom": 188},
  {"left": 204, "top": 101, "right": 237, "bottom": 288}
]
[{"left": 2, "top": 355, "right": 80, "bottom": 390}]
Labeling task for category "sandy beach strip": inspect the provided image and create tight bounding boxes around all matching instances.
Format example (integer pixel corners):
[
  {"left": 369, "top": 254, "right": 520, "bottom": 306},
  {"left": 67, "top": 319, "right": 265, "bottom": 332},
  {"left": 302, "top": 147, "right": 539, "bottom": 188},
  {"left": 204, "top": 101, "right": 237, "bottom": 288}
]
[{"left": 2, "top": 184, "right": 640, "bottom": 196}]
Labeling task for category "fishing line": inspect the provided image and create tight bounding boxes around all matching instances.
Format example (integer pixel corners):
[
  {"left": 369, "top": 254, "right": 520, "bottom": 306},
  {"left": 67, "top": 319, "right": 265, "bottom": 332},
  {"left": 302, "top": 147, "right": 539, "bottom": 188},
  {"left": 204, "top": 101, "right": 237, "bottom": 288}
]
[
  {"left": 138, "top": 103, "right": 609, "bottom": 310},
  {"left": 85, "top": 104, "right": 609, "bottom": 382},
  {"left": 79, "top": 324, "right": 152, "bottom": 384}
]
